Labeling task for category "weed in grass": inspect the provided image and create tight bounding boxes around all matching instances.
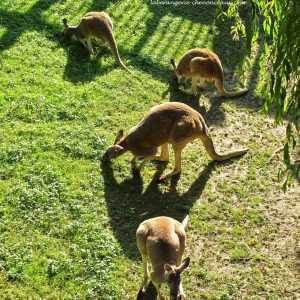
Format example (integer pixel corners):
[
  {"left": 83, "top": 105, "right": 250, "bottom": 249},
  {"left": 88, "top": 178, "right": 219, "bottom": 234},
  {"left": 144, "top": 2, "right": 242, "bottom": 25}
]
[{"left": 0, "top": 0, "right": 299, "bottom": 299}]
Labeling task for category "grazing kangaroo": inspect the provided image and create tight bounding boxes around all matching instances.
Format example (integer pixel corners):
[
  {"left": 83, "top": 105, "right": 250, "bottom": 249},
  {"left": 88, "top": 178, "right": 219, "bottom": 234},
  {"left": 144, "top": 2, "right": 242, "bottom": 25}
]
[
  {"left": 136, "top": 215, "right": 190, "bottom": 300},
  {"left": 171, "top": 48, "right": 248, "bottom": 97},
  {"left": 103, "top": 102, "right": 248, "bottom": 181},
  {"left": 62, "top": 12, "right": 133, "bottom": 74}
]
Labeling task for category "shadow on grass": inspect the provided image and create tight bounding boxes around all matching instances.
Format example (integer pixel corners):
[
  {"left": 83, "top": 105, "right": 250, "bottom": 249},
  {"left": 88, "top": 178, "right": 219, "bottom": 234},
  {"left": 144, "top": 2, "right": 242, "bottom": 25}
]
[
  {"left": 163, "top": 76, "right": 227, "bottom": 128},
  {"left": 0, "top": 0, "right": 119, "bottom": 54},
  {"left": 60, "top": 39, "right": 114, "bottom": 82},
  {"left": 101, "top": 158, "right": 215, "bottom": 260},
  {"left": 60, "top": 0, "right": 255, "bottom": 92},
  {"left": 0, "top": 0, "right": 263, "bottom": 107},
  {"left": 162, "top": 28, "right": 266, "bottom": 128},
  {"left": 137, "top": 281, "right": 158, "bottom": 300},
  {"left": 0, "top": 0, "right": 60, "bottom": 52},
  {"left": 101, "top": 154, "right": 246, "bottom": 296}
]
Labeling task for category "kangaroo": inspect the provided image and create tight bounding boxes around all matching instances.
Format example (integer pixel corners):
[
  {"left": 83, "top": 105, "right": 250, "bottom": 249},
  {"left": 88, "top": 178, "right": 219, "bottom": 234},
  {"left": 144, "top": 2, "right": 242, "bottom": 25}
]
[
  {"left": 171, "top": 48, "right": 248, "bottom": 97},
  {"left": 62, "top": 12, "right": 133, "bottom": 74},
  {"left": 103, "top": 102, "right": 248, "bottom": 181},
  {"left": 136, "top": 215, "right": 190, "bottom": 300}
]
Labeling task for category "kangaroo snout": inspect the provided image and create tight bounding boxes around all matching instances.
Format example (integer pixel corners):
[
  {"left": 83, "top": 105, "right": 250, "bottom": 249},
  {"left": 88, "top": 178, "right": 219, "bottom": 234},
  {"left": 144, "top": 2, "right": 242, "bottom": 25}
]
[
  {"left": 102, "top": 146, "right": 116, "bottom": 161},
  {"left": 101, "top": 150, "right": 110, "bottom": 161}
]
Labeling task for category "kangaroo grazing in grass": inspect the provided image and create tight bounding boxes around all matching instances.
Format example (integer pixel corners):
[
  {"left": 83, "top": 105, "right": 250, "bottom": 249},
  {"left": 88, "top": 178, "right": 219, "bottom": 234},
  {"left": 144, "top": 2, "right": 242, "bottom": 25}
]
[
  {"left": 62, "top": 12, "right": 133, "bottom": 74},
  {"left": 103, "top": 102, "right": 248, "bottom": 181},
  {"left": 136, "top": 215, "right": 190, "bottom": 300},
  {"left": 171, "top": 48, "right": 248, "bottom": 97}
]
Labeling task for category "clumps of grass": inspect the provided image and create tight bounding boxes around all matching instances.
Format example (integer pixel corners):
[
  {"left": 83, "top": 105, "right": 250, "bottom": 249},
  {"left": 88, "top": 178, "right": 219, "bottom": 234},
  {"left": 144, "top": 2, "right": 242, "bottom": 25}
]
[{"left": 0, "top": 0, "right": 299, "bottom": 298}]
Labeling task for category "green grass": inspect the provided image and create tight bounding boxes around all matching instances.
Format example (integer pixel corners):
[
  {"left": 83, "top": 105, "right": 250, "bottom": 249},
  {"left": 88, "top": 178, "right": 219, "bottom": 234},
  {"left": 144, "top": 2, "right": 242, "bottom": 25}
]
[{"left": 0, "top": 0, "right": 299, "bottom": 299}]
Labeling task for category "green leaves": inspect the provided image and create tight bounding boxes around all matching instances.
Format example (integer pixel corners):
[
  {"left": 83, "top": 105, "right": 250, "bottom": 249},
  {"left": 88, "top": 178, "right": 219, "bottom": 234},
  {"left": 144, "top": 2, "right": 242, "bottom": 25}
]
[
  {"left": 223, "top": 0, "right": 300, "bottom": 190},
  {"left": 283, "top": 143, "right": 290, "bottom": 166}
]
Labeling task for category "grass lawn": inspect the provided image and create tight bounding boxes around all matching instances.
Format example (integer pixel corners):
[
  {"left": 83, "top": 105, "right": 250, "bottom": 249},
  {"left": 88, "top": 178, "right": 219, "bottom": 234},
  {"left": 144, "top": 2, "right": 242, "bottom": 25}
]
[{"left": 0, "top": 0, "right": 299, "bottom": 299}]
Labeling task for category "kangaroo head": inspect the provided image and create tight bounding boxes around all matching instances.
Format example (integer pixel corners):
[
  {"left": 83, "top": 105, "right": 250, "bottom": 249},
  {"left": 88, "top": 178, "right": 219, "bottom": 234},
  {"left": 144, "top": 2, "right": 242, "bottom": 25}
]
[
  {"left": 164, "top": 257, "right": 190, "bottom": 300},
  {"left": 103, "top": 130, "right": 127, "bottom": 160},
  {"left": 62, "top": 18, "right": 75, "bottom": 40}
]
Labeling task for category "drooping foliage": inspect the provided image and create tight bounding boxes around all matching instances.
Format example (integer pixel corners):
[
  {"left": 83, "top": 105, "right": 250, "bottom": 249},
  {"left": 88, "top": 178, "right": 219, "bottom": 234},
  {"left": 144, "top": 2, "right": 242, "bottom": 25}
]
[{"left": 221, "top": 0, "right": 300, "bottom": 190}]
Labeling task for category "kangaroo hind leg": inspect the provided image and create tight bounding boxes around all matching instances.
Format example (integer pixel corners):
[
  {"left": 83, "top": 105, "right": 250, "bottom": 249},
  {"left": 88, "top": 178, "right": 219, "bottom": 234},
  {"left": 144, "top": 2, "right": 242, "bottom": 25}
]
[
  {"left": 154, "top": 144, "right": 169, "bottom": 162},
  {"left": 198, "top": 77, "right": 206, "bottom": 89},
  {"left": 159, "top": 144, "right": 184, "bottom": 181}
]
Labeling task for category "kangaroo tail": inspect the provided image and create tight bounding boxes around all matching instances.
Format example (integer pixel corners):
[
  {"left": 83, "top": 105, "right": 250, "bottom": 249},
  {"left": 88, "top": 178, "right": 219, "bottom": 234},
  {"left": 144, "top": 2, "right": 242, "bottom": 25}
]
[
  {"left": 215, "top": 78, "right": 248, "bottom": 97},
  {"left": 106, "top": 31, "right": 134, "bottom": 75},
  {"left": 181, "top": 215, "right": 189, "bottom": 229},
  {"left": 200, "top": 128, "right": 248, "bottom": 161}
]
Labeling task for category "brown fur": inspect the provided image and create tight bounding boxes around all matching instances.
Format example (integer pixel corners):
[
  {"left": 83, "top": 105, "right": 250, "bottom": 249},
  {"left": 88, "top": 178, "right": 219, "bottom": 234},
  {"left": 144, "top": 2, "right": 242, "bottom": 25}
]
[
  {"left": 171, "top": 48, "right": 248, "bottom": 97},
  {"left": 136, "top": 216, "right": 190, "bottom": 300},
  {"left": 103, "top": 102, "right": 248, "bottom": 181},
  {"left": 62, "top": 12, "right": 133, "bottom": 74}
]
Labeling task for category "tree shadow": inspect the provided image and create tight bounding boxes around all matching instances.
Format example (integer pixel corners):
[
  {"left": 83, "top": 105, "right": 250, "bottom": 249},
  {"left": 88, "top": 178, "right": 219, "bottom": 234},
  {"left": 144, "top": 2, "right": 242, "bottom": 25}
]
[
  {"left": 88, "top": 0, "right": 121, "bottom": 12},
  {"left": 230, "top": 35, "right": 265, "bottom": 112},
  {"left": 140, "top": 3, "right": 265, "bottom": 123},
  {"left": 0, "top": 0, "right": 127, "bottom": 83},
  {"left": 59, "top": 38, "right": 115, "bottom": 83},
  {"left": 0, "top": 0, "right": 264, "bottom": 102},
  {"left": 134, "top": 1, "right": 216, "bottom": 55},
  {"left": 0, "top": 0, "right": 60, "bottom": 53}
]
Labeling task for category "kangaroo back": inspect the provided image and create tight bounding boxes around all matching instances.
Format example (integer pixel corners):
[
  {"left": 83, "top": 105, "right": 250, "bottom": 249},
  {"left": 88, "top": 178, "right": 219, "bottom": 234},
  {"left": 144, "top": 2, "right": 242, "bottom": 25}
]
[
  {"left": 177, "top": 49, "right": 204, "bottom": 76},
  {"left": 104, "top": 102, "right": 248, "bottom": 180},
  {"left": 136, "top": 216, "right": 189, "bottom": 299},
  {"left": 174, "top": 48, "right": 248, "bottom": 97},
  {"left": 78, "top": 12, "right": 133, "bottom": 74},
  {"left": 190, "top": 56, "right": 222, "bottom": 81}
]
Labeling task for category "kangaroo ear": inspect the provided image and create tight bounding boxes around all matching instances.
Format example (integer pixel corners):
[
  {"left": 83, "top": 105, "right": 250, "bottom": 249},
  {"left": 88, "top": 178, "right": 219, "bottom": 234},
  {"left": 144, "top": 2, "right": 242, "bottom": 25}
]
[
  {"left": 164, "top": 263, "right": 173, "bottom": 273},
  {"left": 178, "top": 257, "right": 190, "bottom": 273},
  {"left": 62, "top": 18, "right": 68, "bottom": 28},
  {"left": 114, "top": 130, "right": 124, "bottom": 145},
  {"left": 170, "top": 58, "right": 175, "bottom": 67}
]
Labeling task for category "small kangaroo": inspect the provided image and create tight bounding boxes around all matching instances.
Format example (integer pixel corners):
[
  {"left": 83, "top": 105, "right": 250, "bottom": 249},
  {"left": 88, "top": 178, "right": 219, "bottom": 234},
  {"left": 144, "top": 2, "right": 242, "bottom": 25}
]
[
  {"left": 171, "top": 48, "right": 248, "bottom": 97},
  {"left": 103, "top": 102, "right": 248, "bottom": 181},
  {"left": 62, "top": 12, "right": 133, "bottom": 74},
  {"left": 136, "top": 215, "right": 190, "bottom": 300}
]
